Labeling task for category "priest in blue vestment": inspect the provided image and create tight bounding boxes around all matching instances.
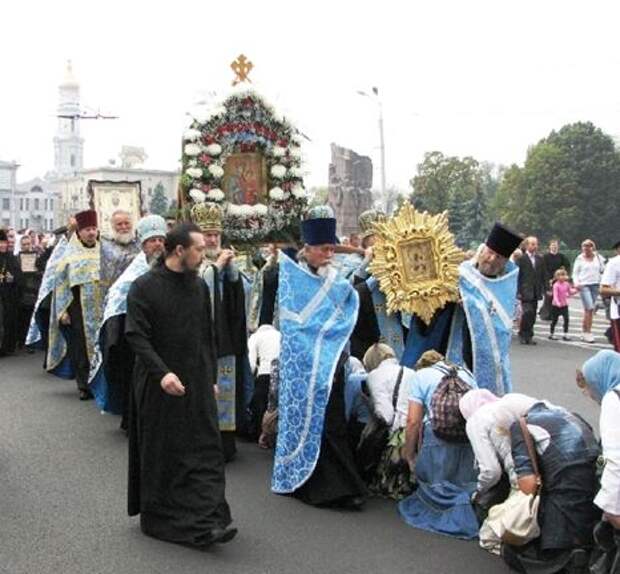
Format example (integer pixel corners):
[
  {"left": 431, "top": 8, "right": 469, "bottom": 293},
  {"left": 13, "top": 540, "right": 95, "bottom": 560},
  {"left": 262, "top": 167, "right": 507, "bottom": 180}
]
[
  {"left": 446, "top": 222, "right": 523, "bottom": 396},
  {"left": 272, "top": 206, "right": 367, "bottom": 508}
]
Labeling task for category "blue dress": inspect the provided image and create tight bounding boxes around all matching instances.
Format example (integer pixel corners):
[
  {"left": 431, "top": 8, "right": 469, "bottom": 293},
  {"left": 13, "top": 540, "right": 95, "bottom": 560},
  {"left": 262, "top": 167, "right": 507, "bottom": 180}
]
[{"left": 398, "top": 363, "right": 479, "bottom": 539}]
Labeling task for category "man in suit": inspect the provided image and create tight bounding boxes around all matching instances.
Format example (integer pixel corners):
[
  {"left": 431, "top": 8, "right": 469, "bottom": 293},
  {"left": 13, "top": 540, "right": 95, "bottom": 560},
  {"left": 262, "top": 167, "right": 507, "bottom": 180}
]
[{"left": 517, "top": 236, "right": 546, "bottom": 345}]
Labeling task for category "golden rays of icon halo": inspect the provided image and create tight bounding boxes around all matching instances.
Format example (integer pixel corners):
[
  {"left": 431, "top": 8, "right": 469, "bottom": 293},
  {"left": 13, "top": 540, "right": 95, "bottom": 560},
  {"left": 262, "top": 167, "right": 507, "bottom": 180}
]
[{"left": 368, "top": 203, "right": 465, "bottom": 325}]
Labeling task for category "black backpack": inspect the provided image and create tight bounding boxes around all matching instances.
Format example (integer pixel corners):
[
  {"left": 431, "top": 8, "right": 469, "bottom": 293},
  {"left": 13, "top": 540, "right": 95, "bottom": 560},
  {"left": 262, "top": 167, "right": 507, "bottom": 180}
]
[
  {"left": 356, "top": 367, "right": 404, "bottom": 479},
  {"left": 430, "top": 365, "right": 472, "bottom": 442}
]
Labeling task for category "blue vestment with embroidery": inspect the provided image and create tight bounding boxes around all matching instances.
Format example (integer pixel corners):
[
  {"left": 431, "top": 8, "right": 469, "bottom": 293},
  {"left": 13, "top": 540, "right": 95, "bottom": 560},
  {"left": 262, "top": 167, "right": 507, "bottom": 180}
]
[
  {"left": 367, "top": 276, "right": 405, "bottom": 360},
  {"left": 88, "top": 252, "right": 150, "bottom": 412},
  {"left": 46, "top": 237, "right": 104, "bottom": 378},
  {"left": 272, "top": 254, "right": 359, "bottom": 493},
  {"left": 446, "top": 260, "right": 518, "bottom": 396},
  {"left": 25, "top": 237, "right": 69, "bottom": 347}
]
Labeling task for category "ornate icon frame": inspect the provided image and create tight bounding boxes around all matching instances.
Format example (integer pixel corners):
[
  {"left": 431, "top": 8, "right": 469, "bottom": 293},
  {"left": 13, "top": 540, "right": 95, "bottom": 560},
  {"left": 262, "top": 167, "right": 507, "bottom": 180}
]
[{"left": 368, "top": 203, "right": 464, "bottom": 324}]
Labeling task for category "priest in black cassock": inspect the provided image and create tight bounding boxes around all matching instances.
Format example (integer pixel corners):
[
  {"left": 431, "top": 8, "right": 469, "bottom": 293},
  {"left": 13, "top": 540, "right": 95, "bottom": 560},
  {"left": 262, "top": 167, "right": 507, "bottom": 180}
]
[
  {"left": 0, "top": 229, "right": 22, "bottom": 356},
  {"left": 125, "top": 222, "right": 235, "bottom": 548}
]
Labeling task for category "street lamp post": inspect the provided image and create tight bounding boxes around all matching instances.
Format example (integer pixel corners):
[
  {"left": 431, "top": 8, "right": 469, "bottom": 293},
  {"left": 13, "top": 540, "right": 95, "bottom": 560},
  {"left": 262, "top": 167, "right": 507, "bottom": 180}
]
[{"left": 357, "top": 87, "right": 386, "bottom": 201}]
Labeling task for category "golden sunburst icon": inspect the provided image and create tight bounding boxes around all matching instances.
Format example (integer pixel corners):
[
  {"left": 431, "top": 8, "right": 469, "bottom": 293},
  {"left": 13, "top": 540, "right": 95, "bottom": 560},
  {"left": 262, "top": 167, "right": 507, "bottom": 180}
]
[{"left": 368, "top": 203, "right": 465, "bottom": 324}]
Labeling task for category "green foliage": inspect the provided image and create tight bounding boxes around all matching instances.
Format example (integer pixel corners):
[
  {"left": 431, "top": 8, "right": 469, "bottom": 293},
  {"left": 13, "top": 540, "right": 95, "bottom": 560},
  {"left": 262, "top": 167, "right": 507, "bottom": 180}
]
[
  {"left": 308, "top": 186, "right": 329, "bottom": 208},
  {"left": 409, "top": 152, "right": 494, "bottom": 247},
  {"left": 495, "top": 122, "right": 620, "bottom": 248},
  {"left": 149, "top": 182, "right": 169, "bottom": 216}
]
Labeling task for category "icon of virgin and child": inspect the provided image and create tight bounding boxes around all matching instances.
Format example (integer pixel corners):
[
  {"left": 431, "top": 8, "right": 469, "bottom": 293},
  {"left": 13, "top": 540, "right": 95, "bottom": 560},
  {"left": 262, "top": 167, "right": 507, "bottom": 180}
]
[{"left": 223, "top": 153, "right": 267, "bottom": 206}]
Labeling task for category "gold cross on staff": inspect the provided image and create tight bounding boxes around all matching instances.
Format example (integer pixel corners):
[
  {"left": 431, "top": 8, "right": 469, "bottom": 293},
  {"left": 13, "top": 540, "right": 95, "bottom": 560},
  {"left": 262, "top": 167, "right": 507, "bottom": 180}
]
[{"left": 231, "top": 54, "right": 253, "bottom": 86}]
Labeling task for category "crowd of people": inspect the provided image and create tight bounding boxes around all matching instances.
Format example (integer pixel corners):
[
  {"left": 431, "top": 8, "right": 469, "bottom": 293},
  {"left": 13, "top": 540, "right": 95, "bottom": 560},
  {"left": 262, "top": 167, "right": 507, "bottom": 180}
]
[
  {"left": 0, "top": 205, "right": 619, "bottom": 574},
  {"left": 511, "top": 236, "right": 620, "bottom": 349}
]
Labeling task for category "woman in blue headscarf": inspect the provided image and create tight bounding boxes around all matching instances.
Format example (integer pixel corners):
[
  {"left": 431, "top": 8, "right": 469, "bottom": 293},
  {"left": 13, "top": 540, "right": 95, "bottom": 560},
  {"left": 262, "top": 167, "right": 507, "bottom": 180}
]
[{"left": 578, "top": 350, "right": 620, "bottom": 528}]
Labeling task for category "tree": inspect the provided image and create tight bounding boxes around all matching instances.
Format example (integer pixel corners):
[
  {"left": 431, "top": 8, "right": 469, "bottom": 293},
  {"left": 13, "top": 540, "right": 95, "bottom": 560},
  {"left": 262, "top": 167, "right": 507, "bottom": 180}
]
[
  {"left": 494, "top": 122, "right": 620, "bottom": 247},
  {"left": 409, "top": 152, "right": 486, "bottom": 245},
  {"left": 308, "top": 186, "right": 329, "bottom": 208},
  {"left": 166, "top": 200, "right": 179, "bottom": 220},
  {"left": 150, "top": 182, "right": 168, "bottom": 216}
]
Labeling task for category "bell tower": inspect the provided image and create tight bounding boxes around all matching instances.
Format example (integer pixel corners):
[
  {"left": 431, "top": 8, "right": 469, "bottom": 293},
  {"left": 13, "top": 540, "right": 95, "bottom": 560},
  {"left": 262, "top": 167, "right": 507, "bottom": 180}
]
[{"left": 53, "top": 60, "right": 84, "bottom": 176}]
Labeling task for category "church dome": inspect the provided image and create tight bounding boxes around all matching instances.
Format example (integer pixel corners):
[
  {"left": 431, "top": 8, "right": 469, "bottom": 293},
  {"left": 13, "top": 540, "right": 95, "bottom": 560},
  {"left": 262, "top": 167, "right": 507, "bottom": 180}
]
[{"left": 60, "top": 60, "right": 79, "bottom": 89}]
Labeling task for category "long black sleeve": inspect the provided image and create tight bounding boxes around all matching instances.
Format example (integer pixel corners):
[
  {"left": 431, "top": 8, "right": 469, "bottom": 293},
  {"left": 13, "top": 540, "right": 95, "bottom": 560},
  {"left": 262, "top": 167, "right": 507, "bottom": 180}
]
[{"left": 125, "top": 282, "right": 170, "bottom": 382}]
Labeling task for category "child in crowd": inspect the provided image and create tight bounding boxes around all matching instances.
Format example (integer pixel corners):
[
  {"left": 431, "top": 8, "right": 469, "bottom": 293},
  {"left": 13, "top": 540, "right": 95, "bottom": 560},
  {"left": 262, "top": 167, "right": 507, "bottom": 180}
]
[{"left": 549, "top": 268, "right": 577, "bottom": 341}]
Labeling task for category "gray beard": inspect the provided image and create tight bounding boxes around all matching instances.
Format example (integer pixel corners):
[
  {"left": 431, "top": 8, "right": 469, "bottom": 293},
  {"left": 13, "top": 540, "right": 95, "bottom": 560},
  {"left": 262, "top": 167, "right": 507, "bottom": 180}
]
[
  {"left": 113, "top": 232, "right": 134, "bottom": 246},
  {"left": 146, "top": 252, "right": 163, "bottom": 265},
  {"left": 204, "top": 247, "right": 220, "bottom": 261},
  {"left": 315, "top": 262, "right": 333, "bottom": 278}
]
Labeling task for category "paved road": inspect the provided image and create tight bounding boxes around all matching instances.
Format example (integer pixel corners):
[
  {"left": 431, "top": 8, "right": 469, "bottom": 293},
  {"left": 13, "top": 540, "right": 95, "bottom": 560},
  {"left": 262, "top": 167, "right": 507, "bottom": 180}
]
[{"left": 0, "top": 342, "right": 603, "bottom": 574}]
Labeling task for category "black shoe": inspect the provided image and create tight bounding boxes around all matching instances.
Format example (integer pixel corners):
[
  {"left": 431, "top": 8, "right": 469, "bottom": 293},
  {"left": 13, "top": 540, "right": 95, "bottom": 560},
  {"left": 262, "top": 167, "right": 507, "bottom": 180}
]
[
  {"left": 565, "top": 548, "right": 588, "bottom": 574},
  {"left": 207, "top": 527, "right": 237, "bottom": 545},
  {"left": 519, "top": 337, "right": 528, "bottom": 345},
  {"left": 78, "top": 389, "right": 93, "bottom": 401},
  {"left": 339, "top": 496, "right": 366, "bottom": 510},
  {"left": 529, "top": 339, "right": 537, "bottom": 346}
]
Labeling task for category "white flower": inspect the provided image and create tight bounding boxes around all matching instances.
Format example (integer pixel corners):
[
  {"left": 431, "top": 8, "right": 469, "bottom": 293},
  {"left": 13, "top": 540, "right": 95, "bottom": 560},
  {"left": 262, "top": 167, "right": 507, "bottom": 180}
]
[
  {"left": 184, "top": 128, "right": 202, "bottom": 142},
  {"left": 207, "top": 188, "right": 224, "bottom": 201},
  {"left": 232, "top": 204, "right": 252, "bottom": 217},
  {"left": 184, "top": 143, "right": 202, "bottom": 157},
  {"left": 289, "top": 166, "right": 304, "bottom": 178},
  {"left": 208, "top": 164, "right": 224, "bottom": 179},
  {"left": 292, "top": 184, "right": 306, "bottom": 198},
  {"left": 270, "top": 164, "right": 287, "bottom": 179},
  {"left": 189, "top": 188, "right": 206, "bottom": 203},
  {"left": 253, "top": 203, "right": 268, "bottom": 216},
  {"left": 291, "top": 133, "right": 303, "bottom": 144},
  {"left": 271, "top": 146, "right": 286, "bottom": 158},
  {"left": 211, "top": 105, "right": 227, "bottom": 118},
  {"left": 289, "top": 147, "right": 302, "bottom": 159},
  {"left": 227, "top": 204, "right": 241, "bottom": 216},
  {"left": 186, "top": 167, "right": 203, "bottom": 179},
  {"left": 269, "top": 187, "right": 285, "bottom": 201},
  {"left": 205, "top": 143, "right": 222, "bottom": 156},
  {"left": 191, "top": 106, "right": 210, "bottom": 124}
]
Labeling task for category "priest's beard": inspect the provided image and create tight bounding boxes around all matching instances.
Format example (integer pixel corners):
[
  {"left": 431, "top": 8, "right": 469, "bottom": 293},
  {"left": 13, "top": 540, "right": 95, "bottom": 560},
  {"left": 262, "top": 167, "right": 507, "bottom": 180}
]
[
  {"left": 204, "top": 247, "right": 220, "bottom": 262},
  {"left": 315, "top": 262, "right": 334, "bottom": 278},
  {"left": 113, "top": 231, "right": 135, "bottom": 246},
  {"left": 179, "top": 255, "right": 199, "bottom": 278},
  {"left": 146, "top": 251, "right": 164, "bottom": 266}
]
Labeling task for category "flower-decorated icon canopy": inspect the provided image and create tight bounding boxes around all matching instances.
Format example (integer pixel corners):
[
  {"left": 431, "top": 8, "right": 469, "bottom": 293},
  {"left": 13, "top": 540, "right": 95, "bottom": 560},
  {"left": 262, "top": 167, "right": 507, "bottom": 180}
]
[{"left": 181, "top": 88, "right": 308, "bottom": 246}]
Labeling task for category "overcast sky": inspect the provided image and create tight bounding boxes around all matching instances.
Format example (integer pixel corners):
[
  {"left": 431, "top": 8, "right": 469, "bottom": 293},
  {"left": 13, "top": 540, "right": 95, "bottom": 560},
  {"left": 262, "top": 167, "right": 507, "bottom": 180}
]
[{"left": 2, "top": 0, "right": 620, "bottom": 192}]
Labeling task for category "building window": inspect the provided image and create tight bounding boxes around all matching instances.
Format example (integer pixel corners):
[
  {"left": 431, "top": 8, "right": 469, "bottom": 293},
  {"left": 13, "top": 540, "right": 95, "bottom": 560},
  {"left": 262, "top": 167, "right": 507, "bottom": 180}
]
[
  {"left": 20, "top": 198, "right": 24, "bottom": 210},
  {"left": 26, "top": 198, "right": 30, "bottom": 210},
  {"left": 44, "top": 199, "right": 48, "bottom": 211},
  {"left": 34, "top": 198, "right": 40, "bottom": 210},
  {"left": 50, "top": 199, "right": 54, "bottom": 210},
  {"left": 2, "top": 198, "right": 9, "bottom": 210},
  {"left": 71, "top": 154, "right": 76, "bottom": 168},
  {"left": 50, "top": 218, "right": 54, "bottom": 230},
  {"left": 25, "top": 218, "right": 29, "bottom": 228}
]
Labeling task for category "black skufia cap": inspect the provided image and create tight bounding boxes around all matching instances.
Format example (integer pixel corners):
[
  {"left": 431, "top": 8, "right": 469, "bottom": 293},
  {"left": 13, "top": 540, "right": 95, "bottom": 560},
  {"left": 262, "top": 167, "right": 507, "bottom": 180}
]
[
  {"left": 485, "top": 222, "right": 522, "bottom": 258},
  {"left": 0, "top": 229, "right": 7, "bottom": 241}
]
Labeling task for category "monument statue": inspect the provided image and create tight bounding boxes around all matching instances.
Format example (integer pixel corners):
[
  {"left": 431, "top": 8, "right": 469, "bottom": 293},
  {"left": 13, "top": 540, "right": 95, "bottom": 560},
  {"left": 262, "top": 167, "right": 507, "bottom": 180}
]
[{"left": 327, "top": 144, "right": 373, "bottom": 237}]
